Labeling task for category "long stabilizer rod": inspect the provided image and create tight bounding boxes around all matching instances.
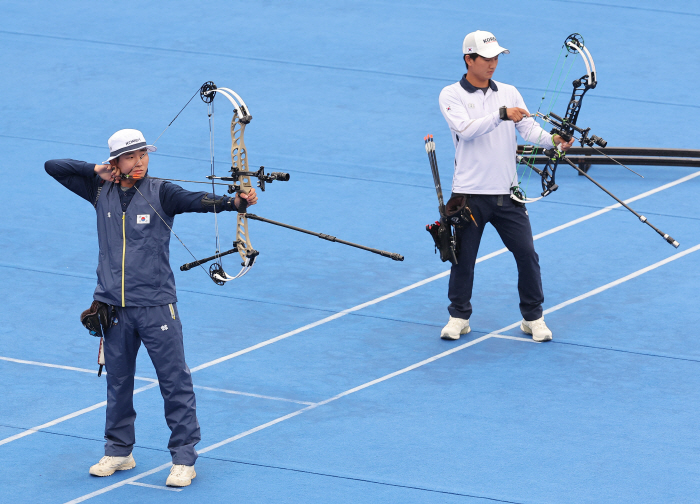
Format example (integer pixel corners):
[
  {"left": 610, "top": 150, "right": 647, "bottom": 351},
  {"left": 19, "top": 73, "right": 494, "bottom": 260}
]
[
  {"left": 561, "top": 157, "right": 680, "bottom": 248},
  {"left": 245, "top": 214, "right": 404, "bottom": 261},
  {"left": 517, "top": 155, "right": 679, "bottom": 247}
]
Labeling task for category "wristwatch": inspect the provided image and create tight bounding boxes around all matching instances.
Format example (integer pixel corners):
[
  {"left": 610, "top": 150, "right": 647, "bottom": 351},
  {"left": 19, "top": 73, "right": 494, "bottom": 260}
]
[{"left": 499, "top": 106, "right": 510, "bottom": 121}]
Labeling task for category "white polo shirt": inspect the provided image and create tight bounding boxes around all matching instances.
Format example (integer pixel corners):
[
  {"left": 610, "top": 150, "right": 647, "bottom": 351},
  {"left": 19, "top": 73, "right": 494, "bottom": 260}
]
[{"left": 439, "top": 76, "right": 555, "bottom": 195}]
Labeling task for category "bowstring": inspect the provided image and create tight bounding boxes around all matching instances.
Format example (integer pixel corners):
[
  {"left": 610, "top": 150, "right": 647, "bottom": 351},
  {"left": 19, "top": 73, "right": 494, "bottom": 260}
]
[
  {"left": 515, "top": 43, "right": 578, "bottom": 200},
  {"left": 124, "top": 85, "right": 213, "bottom": 281},
  {"left": 133, "top": 184, "right": 210, "bottom": 278},
  {"left": 207, "top": 99, "right": 224, "bottom": 274}
]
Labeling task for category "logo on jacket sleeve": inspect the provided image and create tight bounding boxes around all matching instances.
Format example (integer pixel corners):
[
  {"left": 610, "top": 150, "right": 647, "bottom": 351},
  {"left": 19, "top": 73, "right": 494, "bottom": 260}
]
[
  {"left": 161, "top": 324, "right": 169, "bottom": 331},
  {"left": 137, "top": 214, "right": 150, "bottom": 224}
]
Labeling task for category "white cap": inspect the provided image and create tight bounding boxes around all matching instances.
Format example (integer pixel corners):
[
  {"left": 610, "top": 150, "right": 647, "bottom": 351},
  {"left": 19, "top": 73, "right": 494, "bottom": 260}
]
[
  {"left": 104, "top": 129, "right": 156, "bottom": 164},
  {"left": 462, "top": 30, "right": 509, "bottom": 58}
]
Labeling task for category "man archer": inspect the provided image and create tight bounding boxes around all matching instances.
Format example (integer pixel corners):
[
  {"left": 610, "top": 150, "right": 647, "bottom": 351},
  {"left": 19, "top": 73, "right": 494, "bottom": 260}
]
[
  {"left": 45, "top": 128, "right": 257, "bottom": 487},
  {"left": 437, "top": 30, "right": 573, "bottom": 342}
]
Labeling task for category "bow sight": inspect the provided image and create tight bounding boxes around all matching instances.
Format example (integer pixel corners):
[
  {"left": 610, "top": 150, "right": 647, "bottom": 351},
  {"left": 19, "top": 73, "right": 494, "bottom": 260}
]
[
  {"left": 544, "top": 112, "right": 607, "bottom": 149},
  {"left": 207, "top": 166, "right": 290, "bottom": 193}
]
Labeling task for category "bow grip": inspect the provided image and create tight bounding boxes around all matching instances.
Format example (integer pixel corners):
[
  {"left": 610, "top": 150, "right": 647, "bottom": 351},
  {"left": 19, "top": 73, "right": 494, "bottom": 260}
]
[{"left": 235, "top": 192, "right": 249, "bottom": 213}]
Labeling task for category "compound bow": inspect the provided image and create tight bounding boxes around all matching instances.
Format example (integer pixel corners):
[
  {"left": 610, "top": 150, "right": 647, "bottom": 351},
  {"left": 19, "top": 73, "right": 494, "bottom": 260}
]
[
  {"left": 178, "top": 82, "right": 290, "bottom": 284},
  {"left": 136, "top": 81, "right": 403, "bottom": 286},
  {"left": 513, "top": 34, "right": 679, "bottom": 248}
]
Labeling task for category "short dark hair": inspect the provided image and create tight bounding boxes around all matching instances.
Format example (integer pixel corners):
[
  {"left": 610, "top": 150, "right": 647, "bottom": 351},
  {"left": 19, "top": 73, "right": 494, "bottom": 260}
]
[{"left": 464, "top": 53, "right": 479, "bottom": 71}]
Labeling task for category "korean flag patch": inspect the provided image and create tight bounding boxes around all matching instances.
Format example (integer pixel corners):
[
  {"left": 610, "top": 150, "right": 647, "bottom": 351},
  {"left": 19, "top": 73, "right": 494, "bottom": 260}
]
[{"left": 136, "top": 214, "right": 150, "bottom": 225}]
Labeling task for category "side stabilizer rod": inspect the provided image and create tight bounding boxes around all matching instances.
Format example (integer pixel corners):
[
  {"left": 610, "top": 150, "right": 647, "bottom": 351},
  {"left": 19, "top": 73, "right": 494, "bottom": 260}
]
[{"left": 181, "top": 243, "right": 241, "bottom": 271}]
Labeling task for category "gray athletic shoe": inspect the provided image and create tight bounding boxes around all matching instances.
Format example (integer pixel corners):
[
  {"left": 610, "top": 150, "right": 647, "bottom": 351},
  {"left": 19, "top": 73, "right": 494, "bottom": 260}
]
[
  {"left": 440, "top": 316, "right": 471, "bottom": 340},
  {"left": 89, "top": 454, "right": 136, "bottom": 477},
  {"left": 521, "top": 317, "right": 553, "bottom": 342},
  {"left": 166, "top": 464, "right": 196, "bottom": 487}
]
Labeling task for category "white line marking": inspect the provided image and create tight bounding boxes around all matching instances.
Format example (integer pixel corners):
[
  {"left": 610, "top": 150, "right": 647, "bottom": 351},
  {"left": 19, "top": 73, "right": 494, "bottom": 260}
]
[
  {"left": 0, "top": 356, "right": 105, "bottom": 376},
  {"left": 190, "top": 169, "right": 700, "bottom": 374},
  {"left": 4, "top": 172, "right": 697, "bottom": 448},
  {"left": 0, "top": 357, "right": 313, "bottom": 405},
  {"left": 66, "top": 243, "right": 700, "bottom": 502},
  {"left": 65, "top": 463, "right": 172, "bottom": 503},
  {"left": 0, "top": 356, "right": 158, "bottom": 382},
  {"left": 543, "top": 243, "right": 700, "bottom": 315},
  {"left": 127, "top": 481, "right": 182, "bottom": 492},
  {"left": 492, "top": 334, "right": 539, "bottom": 343},
  {"left": 192, "top": 385, "right": 315, "bottom": 405},
  {"left": 187, "top": 271, "right": 450, "bottom": 373},
  {"left": 0, "top": 382, "right": 159, "bottom": 446}
]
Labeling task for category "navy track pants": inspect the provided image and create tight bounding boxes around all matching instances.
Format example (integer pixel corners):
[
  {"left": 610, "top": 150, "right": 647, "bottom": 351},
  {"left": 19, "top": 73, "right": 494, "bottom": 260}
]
[
  {"left": 447, "top": 194, "right": 544, "bottom": 322},
  {"left": 103, "top": 303, "right": 200, "bottom": 465}
]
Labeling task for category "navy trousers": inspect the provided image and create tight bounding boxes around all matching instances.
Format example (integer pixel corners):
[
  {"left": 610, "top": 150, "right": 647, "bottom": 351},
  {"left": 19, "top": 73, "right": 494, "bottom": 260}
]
[
  {"left": 103, "top": 304, "right": 200, "bottom": 465},
  {"left": 447, "top": 194, "right": 544, "bottom": 322}
]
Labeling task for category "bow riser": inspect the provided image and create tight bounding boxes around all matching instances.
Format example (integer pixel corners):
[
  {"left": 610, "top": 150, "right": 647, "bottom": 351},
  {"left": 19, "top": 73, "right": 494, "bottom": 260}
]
[{"left": 228, "top": 112, "right": 259, "bottom": 268}]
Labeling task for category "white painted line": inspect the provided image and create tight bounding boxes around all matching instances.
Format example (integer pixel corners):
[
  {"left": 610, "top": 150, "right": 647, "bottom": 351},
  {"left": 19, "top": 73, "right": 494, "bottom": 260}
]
[
  {"left": 0, "top": 356, "right": 102, "bottom": 375},
  {"left": 187, "top": 270, "right": 451, "bottom": 373},
  {"left": 0, "top": 356, "right": 314, "bottom": 405},
  {"left": 4, "top": 172, "right": 697, "bottom": 449},
  {"left": 127, "top": 481, "right": 182, "bottom": 492},
  {"left": 492, "top": 334, "right": 539, "bottom": 343},
  {"left": 64, "top": 462, "right": 172, "bottom": 504},
  {"left": 66, "top": 243, "right": 700, "bottom": 502},
  {"left": 189, "top": 170, "right": 699, "bottom": 374},
  {"left": 193, "top": 385, "right": 315, "bottom": 406},
  {"left": 0, "top": 382, "right": 159, "bottom": 446},
  {"left": 0, "top": 356, "right": 158, "bottom": 383},
  {"left": 542, "top": 243, "right": 700, "bottom": 316},
  {"left": 199, "top": 335, "right": 493, "bottom": 454},
  {"left": 0, "top": 361, "right": 313, "bottom": 445}
]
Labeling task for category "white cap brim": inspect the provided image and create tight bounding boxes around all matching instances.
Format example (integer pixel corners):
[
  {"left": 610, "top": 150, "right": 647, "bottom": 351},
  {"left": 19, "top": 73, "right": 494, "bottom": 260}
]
[
  {"left": 103, "top": 144, "right": 156, "bottom": 164},
  {"left": 474, "top": 46, "right": 509, "bottom": 58}
]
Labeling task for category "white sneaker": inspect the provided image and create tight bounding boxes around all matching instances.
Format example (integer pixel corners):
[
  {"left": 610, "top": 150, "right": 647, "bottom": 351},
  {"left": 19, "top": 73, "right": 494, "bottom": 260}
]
[
  {"left": 166, "top": 464, "right": 196, "bottom": 487},
  {"left": 89, "top": 454, "right": 136, "bottom": 476},
  {"left": 440, "top": 316, "right": 471, "bottom": 340},
  {"left": 521, "top": 317, "right": 552, "bottom": 342}
]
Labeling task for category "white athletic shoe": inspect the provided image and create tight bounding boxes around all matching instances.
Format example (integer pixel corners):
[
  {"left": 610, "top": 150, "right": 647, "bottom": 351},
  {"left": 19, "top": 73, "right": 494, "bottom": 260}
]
[
  {"left": 440, "top": 316, "right": 471, "bottom": 340},
  {"left": 521, "top": 317, "right": 552, "bottom": 342},
  {"left": 89, "top": 454, "right": 136, "bottom": 476},
  {"left": 166, "top": 464, "right": 196, "bottom": 487}
]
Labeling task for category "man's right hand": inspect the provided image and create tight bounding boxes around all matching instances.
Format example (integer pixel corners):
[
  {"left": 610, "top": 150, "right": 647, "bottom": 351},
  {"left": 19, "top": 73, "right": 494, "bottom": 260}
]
[
  {"left": 505, "top": 107, "right": 531, "bottom": 123},
  {"left": 94, "top": 164, "right": 121, "bottom": 183}
]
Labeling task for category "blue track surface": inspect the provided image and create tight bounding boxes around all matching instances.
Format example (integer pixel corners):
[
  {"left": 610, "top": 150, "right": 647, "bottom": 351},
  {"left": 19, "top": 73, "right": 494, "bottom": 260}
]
[{"left": 1, "top": 1, "right": 699, "bottom": 503}]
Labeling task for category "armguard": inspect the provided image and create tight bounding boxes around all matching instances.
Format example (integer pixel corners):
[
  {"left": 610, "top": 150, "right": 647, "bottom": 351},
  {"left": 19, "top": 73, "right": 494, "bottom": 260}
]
[{"left": 201, "top": 194, "right": 236, "bottom": 212}]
